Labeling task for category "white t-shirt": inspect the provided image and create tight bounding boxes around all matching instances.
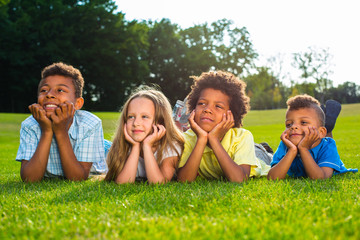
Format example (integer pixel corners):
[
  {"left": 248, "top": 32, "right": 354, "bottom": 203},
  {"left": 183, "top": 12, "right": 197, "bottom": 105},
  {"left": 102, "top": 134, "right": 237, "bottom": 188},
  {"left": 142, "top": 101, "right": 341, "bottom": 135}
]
[{"left": 136, "top": 143, "right": 181, "bottom": 179}]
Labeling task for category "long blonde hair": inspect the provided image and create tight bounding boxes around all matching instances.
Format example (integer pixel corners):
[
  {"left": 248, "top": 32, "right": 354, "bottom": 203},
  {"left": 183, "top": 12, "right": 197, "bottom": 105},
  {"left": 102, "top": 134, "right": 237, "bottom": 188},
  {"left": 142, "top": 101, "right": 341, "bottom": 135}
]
[{"left": 105, "top": 87, "right": 185, "bottom": 181}]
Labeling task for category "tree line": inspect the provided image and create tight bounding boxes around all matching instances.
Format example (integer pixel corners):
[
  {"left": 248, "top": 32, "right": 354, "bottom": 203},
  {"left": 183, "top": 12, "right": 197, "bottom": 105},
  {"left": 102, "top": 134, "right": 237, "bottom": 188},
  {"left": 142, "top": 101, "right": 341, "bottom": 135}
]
[{"left": 1, "top": 0, "right": 359, "bottom": 112}]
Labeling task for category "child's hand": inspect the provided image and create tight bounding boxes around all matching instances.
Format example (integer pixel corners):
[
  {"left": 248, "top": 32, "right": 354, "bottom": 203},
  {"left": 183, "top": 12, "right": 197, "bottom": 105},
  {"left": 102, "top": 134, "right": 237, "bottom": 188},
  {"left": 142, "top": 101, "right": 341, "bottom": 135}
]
[
  {"left": 29, "top": 103, "right": 52, "bottom": 133},
  {"left": 189, "top": 110, "right": 208, "bottom": 140},
  {"left": 281, "top": 129, "right": 297, "bottom": 152},
  {"left": 124, "top": 124, "right": 140, "bottom": 146},
  {"left": 49, "top": 101, "right": 75, "bottom": 134},
  {"left": 298, "top": 126, "right": 320, "bottom": 150},
  {"left": 208, "top": 110, "right": 234, "bottom": 142},
  {"left": 143, "top": 124, "right": 166, "bottom": 148}
]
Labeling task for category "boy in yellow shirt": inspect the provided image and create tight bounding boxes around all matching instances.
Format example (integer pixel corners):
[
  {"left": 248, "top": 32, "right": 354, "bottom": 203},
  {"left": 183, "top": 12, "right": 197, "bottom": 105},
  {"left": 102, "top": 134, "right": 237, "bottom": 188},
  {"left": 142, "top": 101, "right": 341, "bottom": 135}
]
[{"left": 177, "top": 71, "right": 270, "bottom": 183}]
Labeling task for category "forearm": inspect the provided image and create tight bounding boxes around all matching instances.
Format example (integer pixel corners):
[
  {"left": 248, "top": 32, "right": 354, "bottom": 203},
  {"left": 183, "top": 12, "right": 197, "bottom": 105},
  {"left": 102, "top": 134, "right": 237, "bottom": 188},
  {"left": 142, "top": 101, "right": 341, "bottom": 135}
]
[
  {"left": 143, "top": 145, "right": 167, "bottom": 184},
  {"left": 20, "top": 132, "right": 53, "bottom": 182},
  {"left": 55, "top": 132, "right": 89, "bottom": 181},
  {"left": 267, "top": 149, "right": 297, "bottom": 180},
  {"left": 298, "top": 148, "right": 327, "bottom": 179},
  {"left": 209, "top": 138, "right": 248, "bottom": 183},
  {"left": 177, "top": 138, "right": 207, "bottom": 182},
  {"left": 115, "top": 145, "right": 140, "bottom": 184}
]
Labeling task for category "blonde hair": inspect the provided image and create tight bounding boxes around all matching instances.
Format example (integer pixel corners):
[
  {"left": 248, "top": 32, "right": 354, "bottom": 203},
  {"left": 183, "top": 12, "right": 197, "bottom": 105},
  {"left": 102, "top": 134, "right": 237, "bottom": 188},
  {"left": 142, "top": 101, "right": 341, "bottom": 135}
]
[{"left": 105, "top": 87, "right": 184, "bottom": 181}]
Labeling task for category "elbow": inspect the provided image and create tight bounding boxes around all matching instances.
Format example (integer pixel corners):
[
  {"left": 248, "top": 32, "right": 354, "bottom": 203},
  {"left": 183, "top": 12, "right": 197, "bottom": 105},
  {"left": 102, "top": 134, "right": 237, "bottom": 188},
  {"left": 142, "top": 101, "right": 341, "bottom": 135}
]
[
  {"left": 267, "top": 174, "right": 283, "bottom": 180},
  {"left": 227, "top": 175, "right": 246, "bottom": 183},
  {"left": 177, "top": 175, "right": 195, "bottom": 183},
  {"left": 21, "top": 175, "right": 42, "bottom": 183}
]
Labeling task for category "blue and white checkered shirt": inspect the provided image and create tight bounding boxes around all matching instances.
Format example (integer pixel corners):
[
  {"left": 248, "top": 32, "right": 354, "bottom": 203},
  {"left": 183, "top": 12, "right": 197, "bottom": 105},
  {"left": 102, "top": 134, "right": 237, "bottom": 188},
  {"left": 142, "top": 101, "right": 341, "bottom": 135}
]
[{"left": 16, "top": 110, "right": 108, "bottom": 177}]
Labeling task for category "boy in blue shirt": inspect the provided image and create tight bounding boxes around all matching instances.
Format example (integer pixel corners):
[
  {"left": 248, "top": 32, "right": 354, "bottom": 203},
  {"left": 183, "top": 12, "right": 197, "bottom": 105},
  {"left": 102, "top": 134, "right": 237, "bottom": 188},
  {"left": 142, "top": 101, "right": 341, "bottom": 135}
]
[
  {"left": 268, "top": 94, "right": 357, "bottom": 180},
  {"left": 16, "top": 62, "right": 108, "bottom": 182}
]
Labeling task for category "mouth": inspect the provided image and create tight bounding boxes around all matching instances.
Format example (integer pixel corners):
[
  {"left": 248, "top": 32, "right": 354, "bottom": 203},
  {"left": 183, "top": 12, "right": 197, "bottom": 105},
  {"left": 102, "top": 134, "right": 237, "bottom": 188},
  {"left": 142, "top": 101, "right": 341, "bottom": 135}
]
[
  {"left": 43, "top": 104, "right": 58, "bottom": 110},
  {"left": 132, "top": 130, "right": 144, "bottom": 134},
  {"left": 290, "top": 133, "right": 303, "bottom": 137},
  {"left": 200, "top": 117, "right": 214, "bottom": 122}
]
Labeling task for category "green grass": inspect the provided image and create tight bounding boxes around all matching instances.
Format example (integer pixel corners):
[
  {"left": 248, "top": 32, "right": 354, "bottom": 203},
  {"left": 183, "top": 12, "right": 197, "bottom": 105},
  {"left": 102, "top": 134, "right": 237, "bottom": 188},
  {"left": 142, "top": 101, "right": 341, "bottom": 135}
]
[{"left": 1, "top": 104, "right": 359, "bottom": 239}]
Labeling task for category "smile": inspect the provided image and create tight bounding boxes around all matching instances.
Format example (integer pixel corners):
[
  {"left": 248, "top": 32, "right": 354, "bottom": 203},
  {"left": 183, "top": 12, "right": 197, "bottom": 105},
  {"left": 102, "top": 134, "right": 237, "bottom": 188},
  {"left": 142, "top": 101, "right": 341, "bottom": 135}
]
[
  {"left": 132, "top": 130, "right": 144, "bottom": 133},
  {"left": 200, "top": 117, "right": 214, "bottom": 122},
  {"left": 44, "top": 104, "right": 58, "bottom": 110}
]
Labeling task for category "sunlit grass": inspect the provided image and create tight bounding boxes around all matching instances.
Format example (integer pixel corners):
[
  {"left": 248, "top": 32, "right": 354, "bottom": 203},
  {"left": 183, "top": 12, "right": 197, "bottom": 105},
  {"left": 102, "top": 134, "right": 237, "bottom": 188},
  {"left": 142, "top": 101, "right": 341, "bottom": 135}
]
[{"left": 1, "top": 104, "right": 359, "bottom": 239}]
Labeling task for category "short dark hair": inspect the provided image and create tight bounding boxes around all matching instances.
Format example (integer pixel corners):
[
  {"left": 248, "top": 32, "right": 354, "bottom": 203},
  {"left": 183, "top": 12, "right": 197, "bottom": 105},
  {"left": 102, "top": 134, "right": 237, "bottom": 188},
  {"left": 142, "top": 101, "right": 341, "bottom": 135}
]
[
  {"left": 40, "top": 62, "right": 84, "bottom": 98},
  {"left": 286, "top": 94, "right": 325, "bottom": 126},
  {"left": 187, "top": 71, "right": 250, "bottom": 127}
]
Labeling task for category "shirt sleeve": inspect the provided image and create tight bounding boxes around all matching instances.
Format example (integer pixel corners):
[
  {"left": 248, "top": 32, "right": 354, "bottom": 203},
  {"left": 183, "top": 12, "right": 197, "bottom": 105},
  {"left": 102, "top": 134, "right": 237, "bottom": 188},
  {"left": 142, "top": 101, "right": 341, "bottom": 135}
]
[
  {"left": 270, "top": 141, "right": 286, "bottom": 167},
  {"left": 317, "top": 139, "right": 342, "bottom": 171},
  {"left": 16, "top": 122, "right": 39, "bottom": 162},
  {"left": 74, "top": 120, "right": 105, "bottom": 163},
  {"left": 178, "top": 132, "right": 194, "bottom": 168},
  {"left": 232, "top": 131, "right": 259, "bottom": 166}
]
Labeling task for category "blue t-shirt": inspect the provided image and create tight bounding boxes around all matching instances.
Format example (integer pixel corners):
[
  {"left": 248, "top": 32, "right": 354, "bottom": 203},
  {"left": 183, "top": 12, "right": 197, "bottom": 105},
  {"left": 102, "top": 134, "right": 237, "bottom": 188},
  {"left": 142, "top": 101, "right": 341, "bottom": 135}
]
[{"left": 271, "top": 138, "right": 358, "bottom": 177}]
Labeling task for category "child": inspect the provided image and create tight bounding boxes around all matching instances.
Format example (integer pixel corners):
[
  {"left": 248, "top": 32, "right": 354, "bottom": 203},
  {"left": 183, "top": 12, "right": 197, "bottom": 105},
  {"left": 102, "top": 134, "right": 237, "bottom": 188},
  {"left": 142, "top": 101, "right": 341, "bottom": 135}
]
[
  {"left": 177, "top": 71, "right": 270, "bottom": 183},
  {"left": 105, "top": 87, "right": 184, "bottom": 184},
  {"left": 16, "top": 62, "right": 108, "bottom": 182},
  {"left": 268, "top": 94, "right": 358, "bottom": 180}
]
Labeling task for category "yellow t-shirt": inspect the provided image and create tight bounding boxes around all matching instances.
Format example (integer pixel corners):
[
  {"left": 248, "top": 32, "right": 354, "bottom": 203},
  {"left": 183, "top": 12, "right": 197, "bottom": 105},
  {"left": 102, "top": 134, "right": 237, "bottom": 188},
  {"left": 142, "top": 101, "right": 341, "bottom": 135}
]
[{"left": 179, "top": 128, "right": 270, "bottom": 179}]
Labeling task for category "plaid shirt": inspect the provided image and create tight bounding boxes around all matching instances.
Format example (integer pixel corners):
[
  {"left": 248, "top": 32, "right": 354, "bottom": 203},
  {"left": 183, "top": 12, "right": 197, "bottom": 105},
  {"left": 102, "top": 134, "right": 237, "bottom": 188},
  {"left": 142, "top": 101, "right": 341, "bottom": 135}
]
[{"left": 16, "top": 110, "right": 107, "bottom": 177}]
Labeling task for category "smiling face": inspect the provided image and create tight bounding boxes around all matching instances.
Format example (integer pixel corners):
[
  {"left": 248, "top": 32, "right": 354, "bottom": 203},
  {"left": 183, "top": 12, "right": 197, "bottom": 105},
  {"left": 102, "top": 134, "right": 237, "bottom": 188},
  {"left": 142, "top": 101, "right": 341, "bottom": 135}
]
[
  {"left": 126, "top": 97, "right": 155, "bottom": 142},
  {"left": 37, "top": 75, "right": 83, "bottom": 113},
  {"left": 285, "top": 107, "right": 325, "bottom": 146},
  {"left": 194, "top": 88, "right": 230, "bottom": 132}
]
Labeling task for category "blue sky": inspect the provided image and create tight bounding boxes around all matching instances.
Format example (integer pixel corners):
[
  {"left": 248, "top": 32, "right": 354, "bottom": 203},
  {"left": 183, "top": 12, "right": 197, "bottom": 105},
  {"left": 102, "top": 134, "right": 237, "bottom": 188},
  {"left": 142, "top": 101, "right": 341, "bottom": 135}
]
[{"left": 114, "top": 0, "right": 360, "bottom": 86}]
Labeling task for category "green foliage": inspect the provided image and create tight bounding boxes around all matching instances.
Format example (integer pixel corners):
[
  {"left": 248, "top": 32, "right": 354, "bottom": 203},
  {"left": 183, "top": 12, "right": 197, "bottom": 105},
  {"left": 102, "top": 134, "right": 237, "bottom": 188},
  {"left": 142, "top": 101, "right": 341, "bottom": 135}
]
[
  {"left": 1, "top": 1, "right": 360, "bottom": 113},
  {"left": 1, "top": 104, "right": 359, "bottom": 239},
  {"left": 0, "top": 0, "right": 149, "bottom": 112}
]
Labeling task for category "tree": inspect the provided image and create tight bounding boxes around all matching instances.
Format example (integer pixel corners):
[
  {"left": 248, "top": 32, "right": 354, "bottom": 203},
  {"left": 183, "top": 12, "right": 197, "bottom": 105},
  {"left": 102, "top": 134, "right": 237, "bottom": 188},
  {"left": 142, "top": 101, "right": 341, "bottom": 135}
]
[
  {"left": 0, "top": 0, "right": 149, "bottom": 112},
  {"left": 145, "top": 19, "right": 258, "bottom": 104},
  {"left": 292, "top": 46, "right": 334, "bottom": 103},
  {"left": 244, "top": 67, "right": 286, "bottom": 109}
]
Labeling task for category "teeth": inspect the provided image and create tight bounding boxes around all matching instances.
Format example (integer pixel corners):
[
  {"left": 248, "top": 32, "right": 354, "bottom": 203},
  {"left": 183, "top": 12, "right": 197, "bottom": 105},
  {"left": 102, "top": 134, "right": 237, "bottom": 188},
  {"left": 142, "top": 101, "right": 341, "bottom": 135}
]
[{"left": 45, "top": 104, "right": 57, "bottom": 108}]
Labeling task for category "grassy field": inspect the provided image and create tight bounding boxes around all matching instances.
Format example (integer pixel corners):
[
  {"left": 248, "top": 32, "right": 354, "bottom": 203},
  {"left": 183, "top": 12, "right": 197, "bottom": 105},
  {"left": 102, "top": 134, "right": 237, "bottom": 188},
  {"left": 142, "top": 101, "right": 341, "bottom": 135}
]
[{"left": 0, "top": 104, "right": 359, "bottom": 239}]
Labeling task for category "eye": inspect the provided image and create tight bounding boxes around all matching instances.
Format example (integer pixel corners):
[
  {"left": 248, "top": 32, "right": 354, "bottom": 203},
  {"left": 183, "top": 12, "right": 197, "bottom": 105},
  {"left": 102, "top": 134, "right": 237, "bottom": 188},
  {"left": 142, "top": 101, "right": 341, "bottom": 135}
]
[
  {"left": 39, "top": 88, "right": 48, "bottom": 93},
  {"left": 285, "top": 123, "right": 292, "bottom": 128},
  {"left": 301, "top": 121, "right": 308, "bottom": 125},
  {"left": 197, "top": 101, "right": 205, "bottom": 106},
  {"left": 127, "top": 115, "right": 134, "bottom": 120},
  {"left": 215, "top": 104, "right": 224, "bottom": 109},
  {"left": 57, "top": 88, "right": 65, "bottom": 93},
  {"left": 142, "top": 115, "right": 149, "bottom": 119}
]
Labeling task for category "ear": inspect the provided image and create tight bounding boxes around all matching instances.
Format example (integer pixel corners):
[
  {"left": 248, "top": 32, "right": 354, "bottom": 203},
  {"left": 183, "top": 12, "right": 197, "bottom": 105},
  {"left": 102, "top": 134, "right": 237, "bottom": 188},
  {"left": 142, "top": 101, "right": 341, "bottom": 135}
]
[
  {"left": 74, "top": 97, "right": 84, "bottom": 110},
  {"left": 318, "top": 126, "right": 327, "bottom": 138}
]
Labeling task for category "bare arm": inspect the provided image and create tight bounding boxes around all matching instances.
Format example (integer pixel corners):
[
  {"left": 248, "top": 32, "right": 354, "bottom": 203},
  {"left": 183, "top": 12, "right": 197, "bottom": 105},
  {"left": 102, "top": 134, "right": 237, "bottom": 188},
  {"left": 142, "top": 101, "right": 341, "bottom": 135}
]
[
  {"left": 20, "top": 104, "right": 53, "bottom": 182},
  {"left": 267, "top": 130, "right": 298, "bottom": 180},
  {"left": 142, "top": 125, "right": 177, "bottom": 184},
  {"left": 298, "top": 127, "right": 334, "bottom": 179},
  {"left": 51, "top": 102, "right": 91, "bottom": 181},
  {"left": 115, "top": 124, "right": 141, "bottom": 184},
  {"left": 177, "top": 111, "right": 208, "bottom": 182},
  {"left": 208, "top": 111, "right": 250, "bottom": 182}
]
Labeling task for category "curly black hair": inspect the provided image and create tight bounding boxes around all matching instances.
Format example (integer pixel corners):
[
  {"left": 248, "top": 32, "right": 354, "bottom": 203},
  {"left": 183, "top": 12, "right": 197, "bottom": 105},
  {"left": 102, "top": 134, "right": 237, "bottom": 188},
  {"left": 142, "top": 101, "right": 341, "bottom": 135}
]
[
  {"left": 187, "top": 71, "right": 250, "bottom": 127},
  {"left": 286, "top": 94, "right": 325, "bottom": 126},
  {"left": 40, "top": 62, "right": 84, "bottom": 98}
]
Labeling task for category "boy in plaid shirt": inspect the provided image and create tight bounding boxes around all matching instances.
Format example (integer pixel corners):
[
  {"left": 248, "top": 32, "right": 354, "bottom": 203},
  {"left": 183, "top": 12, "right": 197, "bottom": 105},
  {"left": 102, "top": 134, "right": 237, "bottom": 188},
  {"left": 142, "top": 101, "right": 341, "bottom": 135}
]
[{"left": 16, "top": 62, "right": 107, "bottom": 182}]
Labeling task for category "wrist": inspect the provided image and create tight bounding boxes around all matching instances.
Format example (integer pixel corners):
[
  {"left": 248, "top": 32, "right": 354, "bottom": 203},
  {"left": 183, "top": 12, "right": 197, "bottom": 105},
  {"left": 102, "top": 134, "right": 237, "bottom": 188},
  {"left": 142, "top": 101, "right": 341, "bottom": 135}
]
[{"left": 41, "top": 129, "right": 53, "bottom": 138}]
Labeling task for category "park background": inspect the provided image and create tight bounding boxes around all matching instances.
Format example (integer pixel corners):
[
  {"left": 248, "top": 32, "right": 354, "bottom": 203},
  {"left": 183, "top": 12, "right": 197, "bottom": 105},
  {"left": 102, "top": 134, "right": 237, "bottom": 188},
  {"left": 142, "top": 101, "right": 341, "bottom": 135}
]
[
  {"left": 1, "top": 0, "right": 360, "bottom": 113},
  {"left": 0, "top": 1, "right": 359, "bottom": 239}
]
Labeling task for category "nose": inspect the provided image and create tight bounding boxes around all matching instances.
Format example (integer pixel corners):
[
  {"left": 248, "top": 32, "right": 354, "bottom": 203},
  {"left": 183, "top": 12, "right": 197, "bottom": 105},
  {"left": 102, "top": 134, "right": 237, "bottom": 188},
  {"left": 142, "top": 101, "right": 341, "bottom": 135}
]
[
  {"left": 46, "top": 89, "right": 56, "bottom": 98},
  {"left": 203, "top": 105, "right": 212, "bottom": 114},
  {"left": 133, "top": 117, "right": 141, "bottom": 126},
  {"left": 290, "top": 123, "right": 298, "bottom": 130}
]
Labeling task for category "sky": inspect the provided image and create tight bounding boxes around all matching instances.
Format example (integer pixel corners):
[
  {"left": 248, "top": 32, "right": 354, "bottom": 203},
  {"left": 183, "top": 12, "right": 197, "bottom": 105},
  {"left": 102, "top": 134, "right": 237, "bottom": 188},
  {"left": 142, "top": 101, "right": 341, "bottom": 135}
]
[{"left": 114, "top": 0, "right": 360, "bottom": 87}]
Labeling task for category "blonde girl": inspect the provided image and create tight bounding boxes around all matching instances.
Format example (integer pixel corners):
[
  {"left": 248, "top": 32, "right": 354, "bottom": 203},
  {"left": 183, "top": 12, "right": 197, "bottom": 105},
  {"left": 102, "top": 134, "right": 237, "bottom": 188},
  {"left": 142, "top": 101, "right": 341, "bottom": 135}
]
[{"left": 105, "top": 87, "right": 184, "bottom": 184}]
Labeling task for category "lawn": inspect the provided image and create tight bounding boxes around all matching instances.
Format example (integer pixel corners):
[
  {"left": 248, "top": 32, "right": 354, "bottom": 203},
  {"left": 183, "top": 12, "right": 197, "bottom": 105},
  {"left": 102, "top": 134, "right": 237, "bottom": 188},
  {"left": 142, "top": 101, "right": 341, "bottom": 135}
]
[{"left": 0, "top": 104, "right": 359, "bottom": 239}]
